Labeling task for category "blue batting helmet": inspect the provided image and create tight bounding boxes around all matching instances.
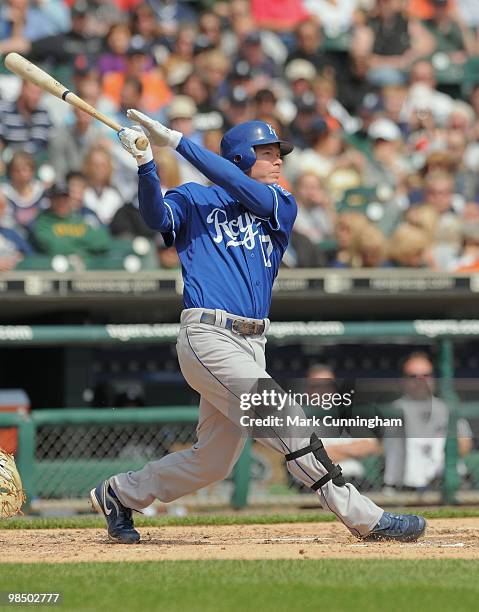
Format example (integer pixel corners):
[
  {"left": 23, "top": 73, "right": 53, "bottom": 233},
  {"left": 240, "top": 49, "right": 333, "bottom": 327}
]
[{"left": 220, "top": 120, "right": 294, "bottom": 171}]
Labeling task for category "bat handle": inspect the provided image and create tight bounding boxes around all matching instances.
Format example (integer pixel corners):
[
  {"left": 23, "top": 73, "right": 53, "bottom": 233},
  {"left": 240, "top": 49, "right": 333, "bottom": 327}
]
[{"left": 135, "top": 136, "right": 150, "bottom": 151}]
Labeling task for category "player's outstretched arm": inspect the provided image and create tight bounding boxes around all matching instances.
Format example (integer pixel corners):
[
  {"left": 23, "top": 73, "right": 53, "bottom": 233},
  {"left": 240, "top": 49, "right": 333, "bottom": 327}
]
[
  {"left": 118, "top": 126, "right": 173, "bottom": 232},
  {"left": 127, "top": 109, "right": 277, "bottom": 219}
]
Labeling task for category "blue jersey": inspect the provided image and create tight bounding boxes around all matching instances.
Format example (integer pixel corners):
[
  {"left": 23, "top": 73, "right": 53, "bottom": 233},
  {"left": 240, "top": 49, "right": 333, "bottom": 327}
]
[{"left": 137, "top": 137, "right": 297, "bottom": 319}]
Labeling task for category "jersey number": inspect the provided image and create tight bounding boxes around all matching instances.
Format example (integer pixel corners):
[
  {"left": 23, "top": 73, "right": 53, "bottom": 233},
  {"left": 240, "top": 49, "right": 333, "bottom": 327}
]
[{"left": 260, "top": 234, "right": 273, "bottom": 268}]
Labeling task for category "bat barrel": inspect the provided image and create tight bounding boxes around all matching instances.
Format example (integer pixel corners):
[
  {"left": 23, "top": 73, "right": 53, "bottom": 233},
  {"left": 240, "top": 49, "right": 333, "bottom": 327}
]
[{"left": 4, "top": 53, "right": 149, "bottom": 151}]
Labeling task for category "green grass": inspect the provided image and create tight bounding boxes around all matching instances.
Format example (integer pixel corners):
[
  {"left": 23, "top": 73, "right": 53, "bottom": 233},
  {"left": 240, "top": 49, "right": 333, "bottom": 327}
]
[
  {"left": 0, "top": 560, "right": 477, "bottom": 612},
  {"left": 2, "top": 506, "right": 479, "bottom": 530},
  {"left": 1, "top": 512, "right": 336, "bottom": 530}
]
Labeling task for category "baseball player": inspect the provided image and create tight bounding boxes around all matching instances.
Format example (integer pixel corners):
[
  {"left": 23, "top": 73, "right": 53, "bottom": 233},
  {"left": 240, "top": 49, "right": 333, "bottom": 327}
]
[{"left": 90, "top": 113, "right": 426, "bottom": 544}]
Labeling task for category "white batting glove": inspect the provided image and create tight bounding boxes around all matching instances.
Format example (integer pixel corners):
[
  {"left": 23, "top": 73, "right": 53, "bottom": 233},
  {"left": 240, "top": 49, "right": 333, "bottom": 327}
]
[
  {"left": 127, "top": 109, "right": 182, "bottom": 149},
  {"left": 117, "top": 125, "right": 153, "bottom": 166}
]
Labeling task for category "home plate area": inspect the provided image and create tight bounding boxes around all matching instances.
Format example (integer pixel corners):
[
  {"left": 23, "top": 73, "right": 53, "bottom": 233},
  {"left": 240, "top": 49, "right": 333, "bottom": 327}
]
[{"left": 2, "top": 518, "right": 479, "bottom": 563}]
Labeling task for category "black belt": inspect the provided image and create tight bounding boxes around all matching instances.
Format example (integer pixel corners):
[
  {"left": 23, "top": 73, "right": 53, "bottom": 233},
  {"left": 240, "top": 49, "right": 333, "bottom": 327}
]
[{"left": 199, "top": 312, "right": 265, "bottom": 336}]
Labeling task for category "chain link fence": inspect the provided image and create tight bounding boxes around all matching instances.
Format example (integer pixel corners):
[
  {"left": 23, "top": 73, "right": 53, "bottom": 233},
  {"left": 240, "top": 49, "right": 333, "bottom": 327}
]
[
  {"left": 33, "top": 419, "right": 197, "bottom": 500},
  {"left": 32, "top": 420, "right": 387, "bottom": 502},
  {"left": 4, "top": 404, "right": 479, "bottom": 508},
  {"left": 36, "top": 423, "right": 196, "bottom": 462}
]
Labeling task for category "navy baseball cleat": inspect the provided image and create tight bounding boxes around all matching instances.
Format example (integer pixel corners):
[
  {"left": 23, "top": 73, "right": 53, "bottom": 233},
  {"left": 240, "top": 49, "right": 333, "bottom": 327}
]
[
  {"left": 365, "top": 511, "right": 427, "bottom": 542},
  {"left": 90, "top": 480, "right": 140, "bottom": 544}
]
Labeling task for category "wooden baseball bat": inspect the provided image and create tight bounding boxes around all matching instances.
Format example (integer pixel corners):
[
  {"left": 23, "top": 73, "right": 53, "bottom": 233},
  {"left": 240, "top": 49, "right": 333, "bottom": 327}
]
[{"left": 4, "top": 52, "right": 149, "bottom": 150}]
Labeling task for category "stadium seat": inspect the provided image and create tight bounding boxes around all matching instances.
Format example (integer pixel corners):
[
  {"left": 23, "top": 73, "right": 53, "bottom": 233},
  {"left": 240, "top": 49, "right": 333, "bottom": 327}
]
[
  {"left": 431, "top": 53, "right": 465, "bottom": 87},
  {"left": 15, "top": 255, "right": 55, "bottom": 271},
  {"left": 321, "top": 30, "right": 351, "bottom": 53},
  {"left": 461, "top": 56, "right": 479, "bottom": 97}
]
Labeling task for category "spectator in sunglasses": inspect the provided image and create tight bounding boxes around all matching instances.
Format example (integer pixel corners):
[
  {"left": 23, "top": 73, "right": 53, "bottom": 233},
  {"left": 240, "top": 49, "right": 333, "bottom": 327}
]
[{"left": 383, "top": 351, "right": 472, "bottom": 492}]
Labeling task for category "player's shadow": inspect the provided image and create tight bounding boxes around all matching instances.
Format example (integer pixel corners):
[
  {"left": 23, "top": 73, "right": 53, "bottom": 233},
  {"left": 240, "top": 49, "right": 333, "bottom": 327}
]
[
  {"left": 139, "top": 536, "right": 218, "bottom": 546},
  {"left": 95, "top": 535, "right": 218, "bottom": 546}
]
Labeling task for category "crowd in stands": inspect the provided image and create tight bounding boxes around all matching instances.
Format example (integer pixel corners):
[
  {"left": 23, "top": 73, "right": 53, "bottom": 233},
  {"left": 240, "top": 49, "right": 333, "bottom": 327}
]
[{"left": 2, "top": 0, "right": 479, "bottom": 271}]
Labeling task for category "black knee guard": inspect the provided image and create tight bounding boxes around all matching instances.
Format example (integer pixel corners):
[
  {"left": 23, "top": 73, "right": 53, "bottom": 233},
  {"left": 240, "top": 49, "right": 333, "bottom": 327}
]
[{"left": 285, "top": 433, "right": 346, "bottom": 491}]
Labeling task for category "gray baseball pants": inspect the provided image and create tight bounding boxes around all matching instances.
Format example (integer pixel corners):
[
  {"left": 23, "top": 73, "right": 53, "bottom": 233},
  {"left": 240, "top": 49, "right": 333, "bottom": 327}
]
[{"left": 111, "top": 308, "right": 383, "bottom": 537}]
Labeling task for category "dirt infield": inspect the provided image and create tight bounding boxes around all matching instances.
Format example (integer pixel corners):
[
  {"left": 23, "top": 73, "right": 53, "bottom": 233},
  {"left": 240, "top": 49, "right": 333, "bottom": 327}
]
[{"left": 2, "top": 518, "right": 479, "bottom": 563}]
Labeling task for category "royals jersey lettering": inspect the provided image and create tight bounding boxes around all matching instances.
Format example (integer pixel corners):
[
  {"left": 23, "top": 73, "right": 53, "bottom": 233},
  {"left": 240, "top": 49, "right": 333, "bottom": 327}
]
[{"left": 137, "top": 137, "right": 297, "bottom": 319}]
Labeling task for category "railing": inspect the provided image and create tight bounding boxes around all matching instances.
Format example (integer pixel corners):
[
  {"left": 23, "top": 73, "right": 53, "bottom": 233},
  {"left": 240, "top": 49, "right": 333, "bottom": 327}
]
[{"left": 2, "top": 319, "right": 479, "bottom": 346}]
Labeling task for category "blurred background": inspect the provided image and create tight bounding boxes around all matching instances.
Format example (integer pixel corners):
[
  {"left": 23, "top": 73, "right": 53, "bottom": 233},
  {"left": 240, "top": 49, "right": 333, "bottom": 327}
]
[{"left": 2, "top": 0, "right": 479, "bottom": 515}]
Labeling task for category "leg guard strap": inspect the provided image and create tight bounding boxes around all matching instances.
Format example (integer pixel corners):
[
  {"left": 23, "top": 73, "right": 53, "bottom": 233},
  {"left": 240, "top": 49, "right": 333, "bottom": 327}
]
[
  {"left": 285, "top": 433, "right": 346, "bottom": 490},
  {"left": 284, "top": 435, "right": 323, "bottom": 461}
]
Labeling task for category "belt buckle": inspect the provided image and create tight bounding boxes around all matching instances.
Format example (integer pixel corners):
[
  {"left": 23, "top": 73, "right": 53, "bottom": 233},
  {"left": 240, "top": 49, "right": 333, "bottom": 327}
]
[
  {"left": 231, "top": 319, "right": 244, "bottom": 335},
  {"left": 232, "top": 319, "right": 259, "bottom": 336}
]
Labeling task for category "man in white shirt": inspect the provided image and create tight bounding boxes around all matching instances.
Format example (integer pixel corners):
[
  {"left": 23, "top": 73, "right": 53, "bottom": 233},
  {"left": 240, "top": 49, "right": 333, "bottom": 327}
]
[{"left": 384, "top": 352, "right": 472, "bottom": 490}]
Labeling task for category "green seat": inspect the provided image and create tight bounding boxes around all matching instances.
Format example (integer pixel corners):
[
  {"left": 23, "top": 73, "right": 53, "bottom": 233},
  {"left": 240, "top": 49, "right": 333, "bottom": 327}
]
[
  {"left": 321, "top": 31, "right": 351, "bottom": 53},
  {"left": 435, "top": 63, "right": 464, "bottom": 85},
  {"left": 109, "top": 238, "right": 136, "bottom": 256},
  {"left": 47, "top": 63, "right": 74, "bottom": 91},
  {"left": 461, "top": 56, "right": 479, "bottom": 97},
  {"left": 431, "top": 52, "right": 465, "bottom": 86},
  {"left": 343, "top": 131, "right": 373, "bottom": 158},
  {"left": 32, "top": 150, "right": 51, "bottom": 168},
  {"left": 0, "top": 55, "right": 11, "bottom": 75},
  {"left": 317, "top": 238, "right": 338, "bottom": 252},
  {"left": 17, "top": 239, "right": 157, "bottom": 272},
  {"left": 85, "top": 239, "right": 155, "bottom": 271},
  {"left": 83, "top": 254, "right": 126, "bottom": 270},
  {"left": 15, "top": 255, "right": 54, "bottom": 271},
  {"left": 83, "top": 239, "right": 133, "bottom": 270}
]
